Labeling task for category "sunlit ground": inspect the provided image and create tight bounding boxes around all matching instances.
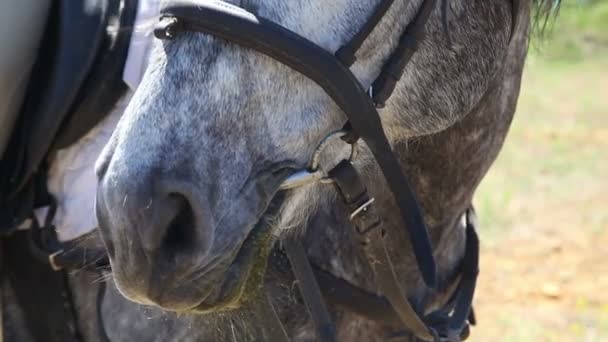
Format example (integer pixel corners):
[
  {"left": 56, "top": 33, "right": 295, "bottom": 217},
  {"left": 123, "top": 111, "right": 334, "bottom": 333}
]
[{"left": 471, "top": 3, "right": 608, "bottom": 340}]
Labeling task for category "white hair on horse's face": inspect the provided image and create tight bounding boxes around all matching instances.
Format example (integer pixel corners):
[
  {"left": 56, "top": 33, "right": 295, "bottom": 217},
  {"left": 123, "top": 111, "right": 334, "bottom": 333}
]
[{"left": 96, "top": 0, "right": 515, "bottom": 312}]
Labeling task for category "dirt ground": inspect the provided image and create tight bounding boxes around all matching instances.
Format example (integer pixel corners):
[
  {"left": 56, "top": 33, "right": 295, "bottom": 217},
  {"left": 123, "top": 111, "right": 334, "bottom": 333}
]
[{"left": 472, "top": 224, "right": 608, "bottom": 341}]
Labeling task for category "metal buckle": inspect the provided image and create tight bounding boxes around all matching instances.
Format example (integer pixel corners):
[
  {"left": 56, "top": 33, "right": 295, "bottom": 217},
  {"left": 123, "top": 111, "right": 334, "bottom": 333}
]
[
  {"left": 349, "top": 197, "right": 375, "bottom": 221},
  {"left": 48, "top": 250, "right": 64, "bottom": 271},
  {"left": 368, "top": 86, "right": 385, "bottom": 108},
  {"left": 154, "top": 17, "right": 181, "bottom": 40}
]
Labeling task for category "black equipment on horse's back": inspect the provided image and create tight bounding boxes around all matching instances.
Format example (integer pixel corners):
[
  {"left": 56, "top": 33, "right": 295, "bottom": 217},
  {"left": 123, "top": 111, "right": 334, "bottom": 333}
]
[{"left": 0, "top": 0, "right": 136, "bottom": 234}]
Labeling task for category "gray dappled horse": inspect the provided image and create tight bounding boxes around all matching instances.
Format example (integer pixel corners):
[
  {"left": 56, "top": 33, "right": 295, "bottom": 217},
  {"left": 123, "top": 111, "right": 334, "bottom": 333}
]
[{"left": 2, "top": 0, "right": 555, "bottom": 341}]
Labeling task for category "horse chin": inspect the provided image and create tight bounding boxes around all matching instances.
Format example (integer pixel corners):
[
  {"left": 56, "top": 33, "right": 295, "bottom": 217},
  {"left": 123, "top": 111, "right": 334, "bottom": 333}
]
[{"left": 190, "top": 193, "right": 286, "bottom": 314}]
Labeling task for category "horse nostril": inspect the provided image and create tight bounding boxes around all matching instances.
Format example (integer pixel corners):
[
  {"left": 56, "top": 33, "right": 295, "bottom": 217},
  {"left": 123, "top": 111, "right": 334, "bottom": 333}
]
[{"left": 162, "top": 194, "right": 197, "bottom": 255}]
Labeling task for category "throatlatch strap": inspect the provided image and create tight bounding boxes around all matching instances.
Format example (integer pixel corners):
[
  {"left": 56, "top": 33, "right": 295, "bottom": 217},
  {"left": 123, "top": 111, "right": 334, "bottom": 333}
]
[
  {"left": 371, "top": 0, "right": 436, "bottom": 107},
  {"left": 336, "top": 0, "right": 396, "bottom": 66},
  {"left": 284, "top": 238, "right": 337, "bottom": 342},
  {"left": 253, "top": 289, "right": 290, "bottom": 342}
]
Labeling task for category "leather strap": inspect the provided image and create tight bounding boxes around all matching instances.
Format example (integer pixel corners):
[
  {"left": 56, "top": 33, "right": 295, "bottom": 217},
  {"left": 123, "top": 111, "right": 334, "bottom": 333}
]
[
  {"left": 329, "top": 161, "right": 435, "bottom": 341},
  {"left": 445, "top": 209, "right": 479, "bottom": 340},
  {"left": 267, "top": 214, "right": 479, "bottom": 341},
  {"left": 371, "top": 0, "right": 436, "bottom": 108},
  {"left": 284, "top": 237, "right": 337, "bottom": 342},
  {"left": 253, "top": 288, "right": 291, "bottom": 342},
  {"left": 336, "top": 0, "right": 396, "bottom": 66},
  {"left": 329, "top": 161, "right": 480, "bottom": 341}
]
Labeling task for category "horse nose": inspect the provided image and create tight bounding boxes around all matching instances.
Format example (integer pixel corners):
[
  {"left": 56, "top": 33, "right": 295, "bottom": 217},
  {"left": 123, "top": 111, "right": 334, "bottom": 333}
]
[
  {"left": 97, "top": 176, "right": 214, "bottom": 272},
  {"left": 141, "top": 190, "right": 208, "bottom": 257}
]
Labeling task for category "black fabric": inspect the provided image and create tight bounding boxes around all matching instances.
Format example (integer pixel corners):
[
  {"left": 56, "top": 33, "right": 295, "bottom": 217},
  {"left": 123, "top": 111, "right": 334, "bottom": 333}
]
[
  {"left": 158, "top": 0, "right": 437, "bottom": 289},
  {"left": 53, "top": 0, "right": 138, "bottom": 149},
  {"left": 0, "top": 165, "right": 52, "bottom": 235},
  {"left": 3, "top": 0, "right": 109, "bottom": 195},
  {"left": 0, "top": 0, "right": 106, "bottom": 232}
]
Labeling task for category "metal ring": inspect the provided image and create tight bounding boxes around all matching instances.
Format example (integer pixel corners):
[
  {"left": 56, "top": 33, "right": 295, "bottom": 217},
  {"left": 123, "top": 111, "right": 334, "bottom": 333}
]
[
  {"left": 280, "top": 130, "right": 358, "bottom": 191},
  {"left": 310, "top": 130, "right": 358, "bottom": 171}
]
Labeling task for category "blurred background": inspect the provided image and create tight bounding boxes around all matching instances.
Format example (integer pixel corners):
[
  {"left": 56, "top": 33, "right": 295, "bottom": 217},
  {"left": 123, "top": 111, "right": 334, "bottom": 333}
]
[{"left": 471, "top": 1, "right": 607, "bottom": 340}]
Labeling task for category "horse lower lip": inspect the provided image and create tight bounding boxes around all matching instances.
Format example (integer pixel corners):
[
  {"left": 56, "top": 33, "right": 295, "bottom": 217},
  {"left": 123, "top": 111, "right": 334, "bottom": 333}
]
[
  {"left": 193, "top": 193, "right": 286, "bottom": 311},
  {"left": 165, "top": 296, "right": 209, "bottom": 312},
  {"left": 193, "top": 232, "right": 262, "bottom": 311}
]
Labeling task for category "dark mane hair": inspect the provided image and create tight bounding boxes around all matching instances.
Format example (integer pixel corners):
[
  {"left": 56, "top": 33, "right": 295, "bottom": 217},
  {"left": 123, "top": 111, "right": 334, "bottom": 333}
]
[{"left": 532, "top": 0, "right": 561, "bottom": 32}]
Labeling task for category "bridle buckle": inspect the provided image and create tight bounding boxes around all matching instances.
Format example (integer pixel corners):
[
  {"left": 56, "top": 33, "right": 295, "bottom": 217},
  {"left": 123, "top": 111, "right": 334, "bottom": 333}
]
[{"left": 349, "top": 197, "right": 375, "bottom": 220}]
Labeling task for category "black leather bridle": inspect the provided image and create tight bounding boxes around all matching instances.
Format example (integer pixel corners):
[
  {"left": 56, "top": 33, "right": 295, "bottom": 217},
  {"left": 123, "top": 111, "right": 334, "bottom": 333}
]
[{"left": 150, "top": 0, "right": 520, "bottom": 341}]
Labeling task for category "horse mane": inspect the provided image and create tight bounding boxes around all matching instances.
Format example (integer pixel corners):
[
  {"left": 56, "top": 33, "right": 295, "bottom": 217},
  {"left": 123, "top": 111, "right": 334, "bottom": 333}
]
[{"left": 532, "top": 0, "right": 561, "bottom": 32}]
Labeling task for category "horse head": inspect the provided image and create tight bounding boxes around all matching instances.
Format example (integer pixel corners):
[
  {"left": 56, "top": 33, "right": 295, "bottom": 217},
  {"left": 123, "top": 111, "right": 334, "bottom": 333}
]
[{"left": 96, "top": 0, "right": 514, "bottom": 314}]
